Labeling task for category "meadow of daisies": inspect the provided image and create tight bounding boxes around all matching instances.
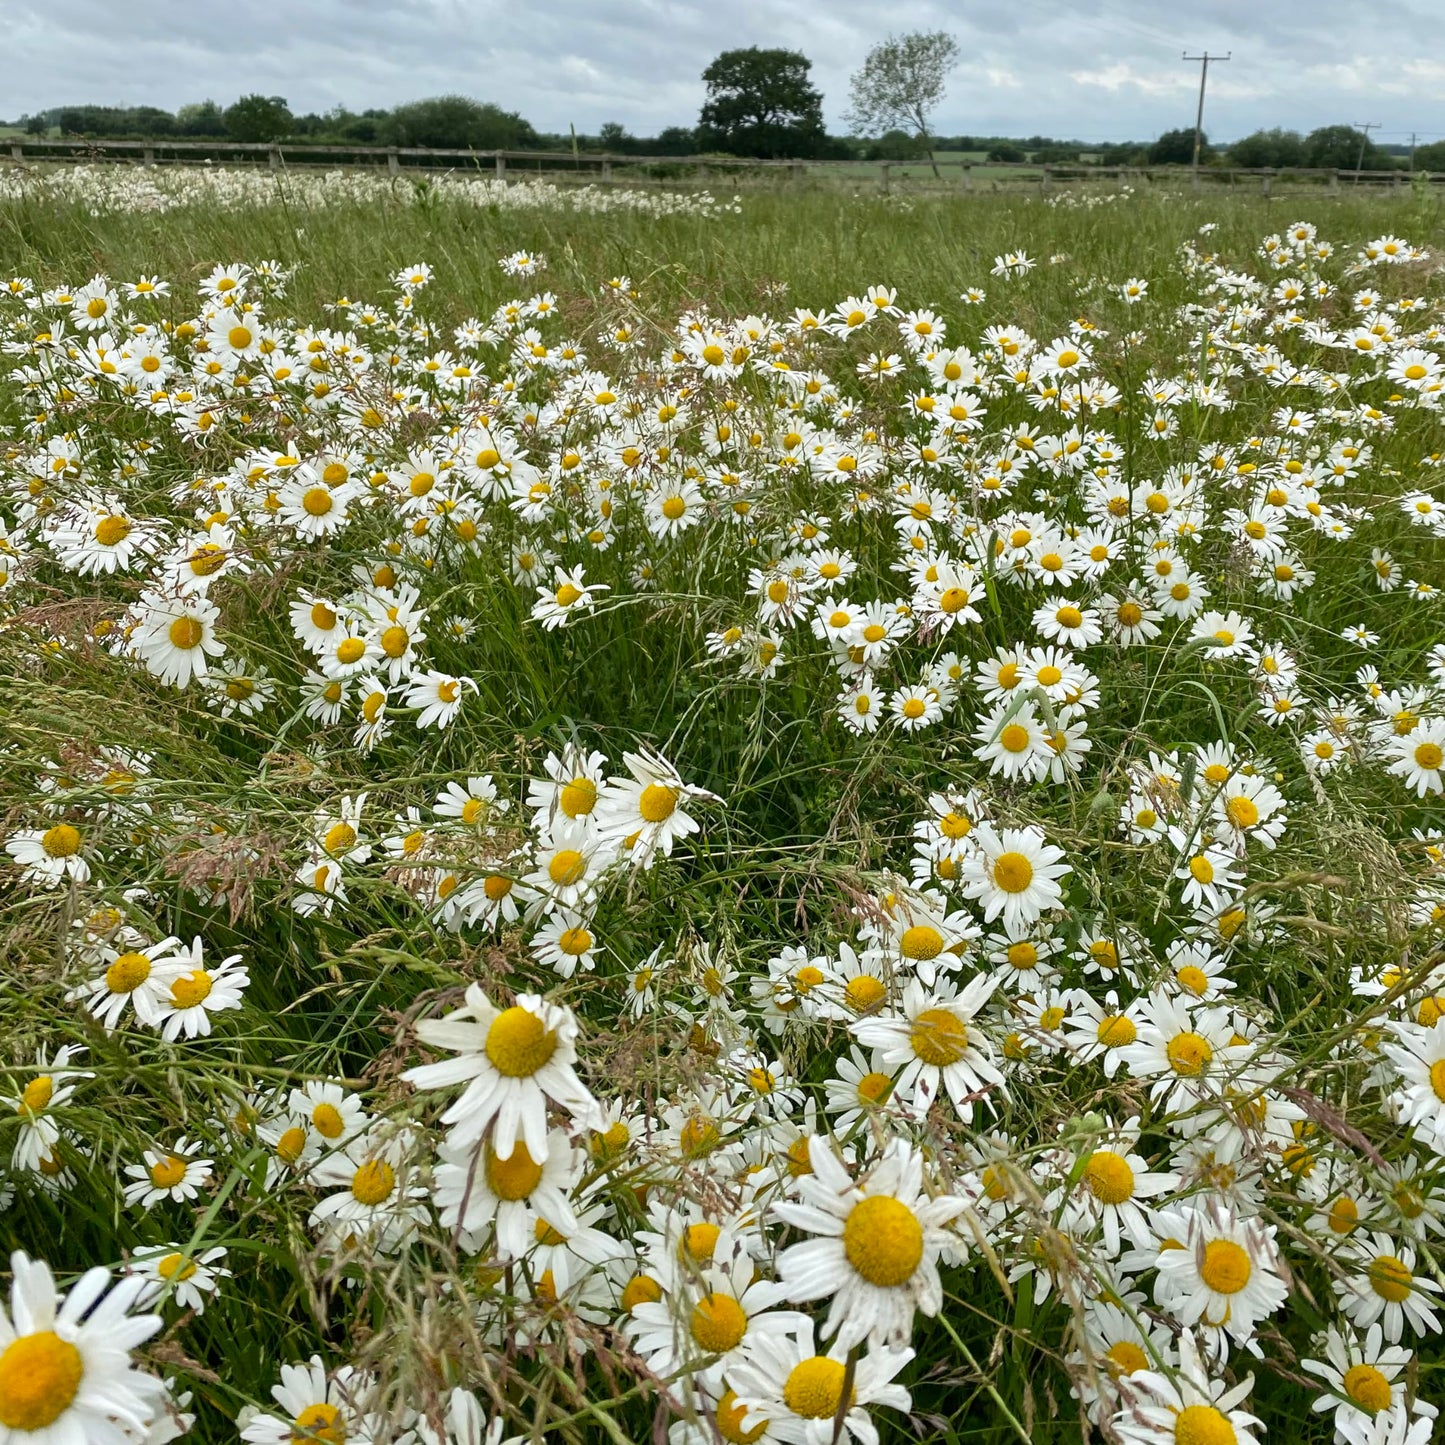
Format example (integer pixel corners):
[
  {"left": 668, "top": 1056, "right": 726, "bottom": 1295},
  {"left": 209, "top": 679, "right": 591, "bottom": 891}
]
[{"left": 2, "top": 168, "right": 1445, "bottom": 1445}]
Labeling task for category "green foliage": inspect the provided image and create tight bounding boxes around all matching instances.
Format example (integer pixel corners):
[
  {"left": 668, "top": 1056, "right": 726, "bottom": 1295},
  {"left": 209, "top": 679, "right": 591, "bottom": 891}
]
[
  {"left": 845, "top": 30, "right": 960, "bottom": 144},
  {"left": 380, "top": 95, "right": 537, "bottom": 151},
  {"left": 1148, "top": 127, "right": 1208, "bottom": 166},
  {"left": 697, "top": 47, "right": 827, "bottom": 158},
  {"left": 223, "top": 95, "right": 293, "bottom": 144},
  {"left": 1304, "top": 124, "right": 1391, "bottom": 170},
  {"left": 1228, "top": 128, "right": 1305, "bottom": 169}
]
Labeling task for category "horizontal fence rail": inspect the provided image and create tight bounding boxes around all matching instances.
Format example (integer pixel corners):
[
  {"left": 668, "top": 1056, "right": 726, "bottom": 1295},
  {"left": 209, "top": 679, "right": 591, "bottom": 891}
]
[{"left": 2, "top": 136, "right": 1436, "bottom": 195}]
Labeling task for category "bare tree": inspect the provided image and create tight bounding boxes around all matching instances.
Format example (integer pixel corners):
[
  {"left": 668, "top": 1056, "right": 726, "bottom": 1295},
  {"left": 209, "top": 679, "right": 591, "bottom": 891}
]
[{"left": 846, "top": 31, "right": 960, "bottom": 178}]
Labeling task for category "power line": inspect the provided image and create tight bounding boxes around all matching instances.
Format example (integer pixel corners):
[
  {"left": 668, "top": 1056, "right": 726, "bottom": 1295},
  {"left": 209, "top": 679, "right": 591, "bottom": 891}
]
[
  {"left": 1182, "top": 51, "right": 1230, "bottom": 186},
  {"left": 1352, "top": 121, "right": 1380, "bottom": 180}
]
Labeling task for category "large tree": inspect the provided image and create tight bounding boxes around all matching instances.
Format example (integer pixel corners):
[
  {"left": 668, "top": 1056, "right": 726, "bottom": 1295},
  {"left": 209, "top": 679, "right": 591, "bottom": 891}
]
[
  {"left": 1228, "top": 128, "right": 1305, "bottom": 169},
  {"left": 697, "top": 48, "right": 826, "bottom": 159},
  {"left": 223, "top": 95, "right": 293, "bottom": 144},
  {"left": 845, "top": 31, "right": 960, "bottom": 176},
  {"left": 1148, "top": 127, "right": 1208, "bottom": 166},
  {"left": 1304, "top": 124, "right": 1388, "bottom": 171},
  {"left": 380, "top": 96, "right": 537, "bottom": 152}
]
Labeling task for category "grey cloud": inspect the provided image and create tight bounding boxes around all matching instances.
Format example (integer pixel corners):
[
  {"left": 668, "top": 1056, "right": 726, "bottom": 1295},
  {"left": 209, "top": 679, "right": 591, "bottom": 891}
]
[{"left": 4, "top": 0, "right": 1442, "bottom": 145}]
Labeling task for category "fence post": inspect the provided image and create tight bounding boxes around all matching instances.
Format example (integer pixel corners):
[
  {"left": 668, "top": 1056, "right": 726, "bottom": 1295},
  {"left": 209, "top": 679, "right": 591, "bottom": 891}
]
[
  {"left": 879, "top": 162, "right": 890, "bottom": 195},
  {"left": 960, "top": 164, "right": 972, "bottom": 192},
  {"left": 268, "top": 145, "right": 280, "bottom": 171},
  {"left": 790, "top": 161, "right": 805, "bottom": 184},
  {"left": 1040, "top": 166, "right": 1050, "bottom": 197},
  {"left": 494, "top": 155, "right": 506, "bottom": 180},
  {"left": 1329, "top": 170, "right": 1340, "bottom": 195},
  {"left": 142, "top": 146, "right": 155, "bottom": 167},
  {"left": 386, "top": 146, "right": 400, "bottom": 176},
  {"left": 601, "top": 158, "right": 613, "bottom": 182},
  {"left": 1261, "top": 170, "right": 1271, "bottom": 199}
]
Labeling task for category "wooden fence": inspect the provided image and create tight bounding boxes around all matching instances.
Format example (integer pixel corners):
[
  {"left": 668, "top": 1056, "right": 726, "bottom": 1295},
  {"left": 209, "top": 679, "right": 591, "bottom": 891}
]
[{"left": 2, "top": 136, "right": 1435, "bottom": 197}]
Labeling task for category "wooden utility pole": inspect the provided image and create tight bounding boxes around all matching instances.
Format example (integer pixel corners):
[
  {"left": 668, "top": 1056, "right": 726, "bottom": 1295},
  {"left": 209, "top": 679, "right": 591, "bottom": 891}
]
[
  {"left": 1183, "top": 51, "right": 1230, "bottom": 190},
  {"left": 1353, "top": 122, "right": 1379, "bottom": 181}
]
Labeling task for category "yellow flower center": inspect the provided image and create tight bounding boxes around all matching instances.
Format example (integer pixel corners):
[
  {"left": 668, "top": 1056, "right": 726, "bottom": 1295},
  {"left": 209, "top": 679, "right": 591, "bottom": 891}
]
[
  {"left": 1056, "top": 605, "right": 1083, "bottom": 629},
  {"left": 484, "top": 1006, "right": 557, "bottom": 1077},
  {"left": 1415, "top": 742, "right": 1443, "bottom": 770},
  {"left": 999, "top": 723, "right": 1031, "bottom": 754},
  {"left": 939, "top": 586, "right": 970, "bottom": 614},
  {"left": 94, "top": 514, "right": 131, "bottom": 547},
  {"left": 301, "top": 488, "right": 334, "bottom": 517},
  {"left": 638, "top": 783, "right": 678, "bottom": 823},
  {"left": 680, "top": 1221, "right": 720, "bottom": 1263},
  {"left": 559, "top": 776, "right": 598, "bottom": 817},
  {"left": 1173, "top": 1404, "right": 1236, "bottom": 1445},
  {"left": 661, "top": 496, "right": 687, "bottom": 520},
  {"left": 910, "top": 1007, "right": 969, "bottom": 1066},
  {"left": 1176, "top": 965, "right": 1210, "bottom": 997},
  {"left": 106, "top": 951, "right": 151, "bottom": 993},
  {"left": 620, "top": 1274, "right": 662, "bottom": 1312},
  {"left": 0, "top": 1331, "right": 84, "bottom": 1431},
  {"left": 992, "top": 851, "right": 1034, "bottom": 893},
  {"left": 844, "top": 1194, "right": 924, "bottom": 1286},
  {"left": 483, "top": 875, "right": 513, "bottom": 900},
  {"left": 168, "top": 616, "right": 204, "bottom": 649},
  {"left": 902, "top": 697, "right": 927, "bottom": 719},
  {"left": 150, "top": 1155, "right": 187, "bottom": 1189},
  {"left": 1199, "top": 1239, "right": 1251, "bottom": 1294},
  {"left": 1082, "top": 1150, "right": 1135, "bottom": 1205},
  {"left": 856, "top": 1071, "right": 893, "bottom": 1105},
  {"left": 276, "top": 1126, "right": 307, "bottom": 1164},
  {"left": 783, "top": 1357, "right": 855, "bottom": 1420},
  {"left": 1097, "top": 1015, "right": 1136, "bottom": 1047},
  {"left": 324, "top": 823, "right": 357, "bottom": 854},
  {"left": 170, "top": 970, "right": 213, "bottom": 1009},
  {"left": 1343, "top": 1364, "right": 1392, "bottom": 1414},
  {"left": 1117, "top": 601, "right": 1143, "bottom": 627},
  {"left": 558, "top": 927, "right": 592, "bottom": 957},
  {"left": 335, "top": 637, "right": 365, "bottom": 665},
  {"left": 1225, "top": 796, "right": 1259, "bottom": 829},
  {"left": 157, "top": 1252, "right": 198, "bottom": 1282},
  {"left": 40, "top": 824, "right": 81, "bottom": 858},
  {"left": 485, "top": 1142, "right": 542, "bottom": 1200},
  {"left": 548, "top": 849, "right": 586, "bottom": 886},
  {"left": 291, "top": 1401, "right": 347, "bottom": 1445},
  {"left": 1036, "top": 664, "right": 1062, "bottom": 686},
  {"left": 844, "top": 975, "right": 886, "bottom": 1013},
  {"left": 350, "top": 1159, "right": 395, "bottom": 1205},
  {"left": 554, "top": 583, "right": 583, "bottom": 607},
  {"left": 1189, "top": 856, "right": 1215, "bottom": 884},
  {"left": 1104, "top": 1340, "right": 1148, "bottom": 1377},
  {"left": 1167, "top": 1032, "right": 1214, "bottom": 1076},
  {"left": 680, "top": 1117, "right": 720, "bottom": 1158},
  {"left": 380, "top": 625, "right": 409, "bottom": 658},
  {"left": 900, "top": 924, "right": 944, "bottom": 961},
  {"left": 19, "top": 1077, "right": 52, "bottom": 1113},
  {"left": 715, "top": 1388, "right": 768, "bottom": 1444},
  {"left": 690, "top": 1292, "right": 749, "bottom": 1353},
  {"left": 1369, "top": 1254, "right": 1413, "bottom": 1303},
  {"left": 311, "top": 1102, "right": 345, "bottom": 1139}
]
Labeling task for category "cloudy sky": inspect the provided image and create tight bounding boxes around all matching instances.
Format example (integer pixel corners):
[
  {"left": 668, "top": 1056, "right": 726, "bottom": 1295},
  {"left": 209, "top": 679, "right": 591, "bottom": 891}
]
[{"left": 6, "top": 0, "right": 1442, "bottom": 145}]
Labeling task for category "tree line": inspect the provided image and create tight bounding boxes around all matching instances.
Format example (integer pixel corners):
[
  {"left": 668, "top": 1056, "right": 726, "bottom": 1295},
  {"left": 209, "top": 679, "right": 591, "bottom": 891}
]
[{"left": 10, "top": 41, "right": 1437, "bottom": 171}]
